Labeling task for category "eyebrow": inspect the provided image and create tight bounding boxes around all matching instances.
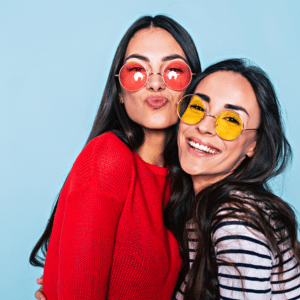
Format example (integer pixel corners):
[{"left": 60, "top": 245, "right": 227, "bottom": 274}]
[
  {"left": 225, "top": 104, "right": 249, "bottom": 116},
  {"left": 162, "top": 54, "right": 188, "bottom": 64},
  {"left": 124, "top": 54, "right": 188, "bottom": 64},
  {"left": 125, "top": 54, "right": 149, "bottom": 62},
  {"left": 195, "top": 93, "right": 210, "bottom": 102},
  {"left": 195, "top": 93, "right": 249, "bottom": 116}
]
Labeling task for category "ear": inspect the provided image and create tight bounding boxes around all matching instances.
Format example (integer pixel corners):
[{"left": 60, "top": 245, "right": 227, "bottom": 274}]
[
  {"left": 246, "top": 140, "right": 257, "bottom": 158},
  {"left": 119, "top": 93, "right": 124, "bottom": 104}
]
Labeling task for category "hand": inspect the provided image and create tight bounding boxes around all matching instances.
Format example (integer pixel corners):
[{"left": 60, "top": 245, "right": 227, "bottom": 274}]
[{"left": 35, "top": 276, "right": 46, "bottom": 300}]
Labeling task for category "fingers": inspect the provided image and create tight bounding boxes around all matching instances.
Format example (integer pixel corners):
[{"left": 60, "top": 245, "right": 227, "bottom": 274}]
[
  {"left": 35, "top": 287, "right": 46, "bottom": 300},
  {"left": 35, "top": 275, "right": 45, "bottom": 300},
  {"left": 36, "top": 277, "right": 43, "bottom": 285}
]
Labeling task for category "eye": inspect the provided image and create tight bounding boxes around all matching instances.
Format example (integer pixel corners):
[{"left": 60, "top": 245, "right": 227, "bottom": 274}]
[
  {"left": 224, "top": 116, "right": 240, "bottom": 125},
  {"left": 167, "top": 67, "right": 183, "bottom": 73},
  {"left": 127, "top": 66, "right": 145, "bottom": 72},
  {"left": 190, "top": 105, "right": 205, "bottom": 112}
]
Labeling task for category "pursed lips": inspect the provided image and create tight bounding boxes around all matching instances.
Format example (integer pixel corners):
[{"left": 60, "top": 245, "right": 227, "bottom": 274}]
[{"left": 145, "top": 95, "right": 169, "bottom": 109}]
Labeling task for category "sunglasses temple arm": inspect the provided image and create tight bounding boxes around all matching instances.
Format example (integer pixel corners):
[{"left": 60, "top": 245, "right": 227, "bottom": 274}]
[{"left": 245, "top": 128, "right": 259, "bottom": 131}]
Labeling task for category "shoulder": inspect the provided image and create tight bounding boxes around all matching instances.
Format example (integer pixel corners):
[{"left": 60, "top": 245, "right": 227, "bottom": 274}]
[
  {"left": 75, "top": 132, "right": 133, "bottom": 171},
  {"left": 212, "top": 208, "right": 274, "bottom": 279},
  {"left": 213, "top": 213, "right": 274, "bottom": 298},
  {"left": 212, "top": 199, "right": 272, "bottom": 254},
  {"left": 68, "top": 132, "right": 134, "bottom": 198},
  {"left": 83, "top": 132, "right": 132, "bottom": 160},
  {"left": 212, "top": 215, "right": 271, "bottom": 252}
]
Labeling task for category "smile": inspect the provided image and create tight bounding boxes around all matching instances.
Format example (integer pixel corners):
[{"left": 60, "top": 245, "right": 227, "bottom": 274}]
[{"left": 188, "top": 139, "right": 219, "bottom": 154}]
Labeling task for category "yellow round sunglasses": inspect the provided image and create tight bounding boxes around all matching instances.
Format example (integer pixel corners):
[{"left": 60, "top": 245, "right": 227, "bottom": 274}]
[{"left": 177, "top": 94, "right": 258, "bottom": 141}]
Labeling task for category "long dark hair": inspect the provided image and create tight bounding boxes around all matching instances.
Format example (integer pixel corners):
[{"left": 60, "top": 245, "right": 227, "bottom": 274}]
[
  {"left": 166, "top": 59, "right": 299, "bottom": 299},
  {"left": 30, "top": 15, "right": 201, "bottom": 267}
]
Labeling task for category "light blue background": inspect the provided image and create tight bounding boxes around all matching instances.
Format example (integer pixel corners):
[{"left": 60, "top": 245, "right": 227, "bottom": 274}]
[{"left": 1, "top": 0, "right": 299, "bottom": 298}]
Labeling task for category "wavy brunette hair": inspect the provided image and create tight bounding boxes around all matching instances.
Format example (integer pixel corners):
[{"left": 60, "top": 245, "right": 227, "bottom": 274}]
[
  {"left": 30, "top": 15, "right": 201, "bottom": 267},
  {"left": 164, "top": 59, "right": 300, "bottom": 299}
]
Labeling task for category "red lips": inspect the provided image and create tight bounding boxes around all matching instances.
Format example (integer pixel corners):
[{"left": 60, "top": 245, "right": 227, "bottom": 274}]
[{"left": 145, "top": 96, "right": 168, "bottom": 109}]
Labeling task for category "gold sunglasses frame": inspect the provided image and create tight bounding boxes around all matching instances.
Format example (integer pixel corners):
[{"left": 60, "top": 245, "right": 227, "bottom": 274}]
[
  {"left": 177, "top": 94, "right": 259, "bottom": 141},
  {"left": 115, "top": 61, "right": 195, "bottom": 92}
]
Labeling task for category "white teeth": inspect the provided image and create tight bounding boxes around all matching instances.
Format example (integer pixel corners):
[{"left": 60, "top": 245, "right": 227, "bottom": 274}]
[{"left": 188, "top": 140, "right": 218, "bottom": 154}]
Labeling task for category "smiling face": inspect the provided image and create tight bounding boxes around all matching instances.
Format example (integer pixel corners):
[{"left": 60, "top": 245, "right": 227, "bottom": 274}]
[
  {"left": 120, "top": 27, "right": 189, "bottom": 130},
  {"left": 177, "top": 71, "right": 260, "bottom": 192}
]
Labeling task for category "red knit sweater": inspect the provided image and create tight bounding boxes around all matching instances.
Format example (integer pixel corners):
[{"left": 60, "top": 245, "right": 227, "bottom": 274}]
[{"left": 43, "top": 132, "right": 182, "bottom": 299}]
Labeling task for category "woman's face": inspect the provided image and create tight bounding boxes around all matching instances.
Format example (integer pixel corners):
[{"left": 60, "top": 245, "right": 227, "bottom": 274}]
[
  {"left": 177, "top": 71, "right": 260, "bottom": 192},
  {"left": 120, "top": 27, "right": 188, "bottom": 130}
]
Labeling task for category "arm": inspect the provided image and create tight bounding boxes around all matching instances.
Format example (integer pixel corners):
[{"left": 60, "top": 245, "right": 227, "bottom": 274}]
[
  {"left": 213, "top": 219, "right": 273, "bottom": 300},
  {"left": 43, "top": 133, "right": 132, "bottom": 300},
  {"left": 57, "top": 186, "right": 124, "bottom": 299}
]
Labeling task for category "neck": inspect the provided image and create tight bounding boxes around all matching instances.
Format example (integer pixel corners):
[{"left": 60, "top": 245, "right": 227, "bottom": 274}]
[
  {"left": 192, "top": 174, "right": 227, "bottom": 194},
  {"left": 136, "top": 129, "right": 167, "bottom": 167}
]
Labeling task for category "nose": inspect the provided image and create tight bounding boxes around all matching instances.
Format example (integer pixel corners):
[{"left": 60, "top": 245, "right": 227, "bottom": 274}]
[
  {"left": 146, "top": 72, "right": 166, "bottom": 92},
  {"left": 196, "top": 114, "right": 216, "bottom": 137}
]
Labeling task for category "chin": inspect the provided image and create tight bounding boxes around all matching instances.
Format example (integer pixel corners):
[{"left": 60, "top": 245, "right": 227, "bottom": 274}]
[
  {"left": 180, "top": 162, "right": 200, "bottom": 176},
  {"left": 146, "top": 122, "right": 177, "bottom": 130}
]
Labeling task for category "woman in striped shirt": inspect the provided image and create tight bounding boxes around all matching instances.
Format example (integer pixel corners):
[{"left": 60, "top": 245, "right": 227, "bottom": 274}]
[{"left": 173, "top": 59, "right": 300, "bottom": 299}]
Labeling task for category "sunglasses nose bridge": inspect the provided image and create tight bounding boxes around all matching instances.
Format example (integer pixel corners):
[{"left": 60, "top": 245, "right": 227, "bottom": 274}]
[
  {"left": 204, "top": 112, "right": 216, "bottom": 119},
  {"left": 146, "top": 72, "right": 166, "bottom": 90},
  {"left": 200, "top": 112, "right": 217, "bottom": 126},
  {"left": 194, "top": 112, "right": 217, "bottom": 136},
  {"left": 148, "top": 72, "right": 163, "bottom": 76}
]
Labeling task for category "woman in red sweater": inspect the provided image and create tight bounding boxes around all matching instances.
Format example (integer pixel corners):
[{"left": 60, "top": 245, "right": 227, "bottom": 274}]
[{"left": 30, "top": 15, "right": 201, "bottom": 299}]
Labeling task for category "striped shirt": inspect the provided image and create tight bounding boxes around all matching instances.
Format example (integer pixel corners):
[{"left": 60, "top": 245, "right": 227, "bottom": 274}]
[{"left": 175, "top": 208, "right": 300, "bottom": 300}]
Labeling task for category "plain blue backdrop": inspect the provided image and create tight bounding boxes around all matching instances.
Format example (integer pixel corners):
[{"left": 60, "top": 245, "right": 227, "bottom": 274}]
[{"left": 1, "top": 0, "right": 299, "bottom": 298}]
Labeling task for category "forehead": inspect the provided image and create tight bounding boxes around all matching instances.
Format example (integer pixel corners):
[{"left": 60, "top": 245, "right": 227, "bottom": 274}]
[
  {"left": 194, "top": 71, "right": 259, "bottom": 114},
  {"left": 125, "top": 27, "right": 186, "bottom": 60}
]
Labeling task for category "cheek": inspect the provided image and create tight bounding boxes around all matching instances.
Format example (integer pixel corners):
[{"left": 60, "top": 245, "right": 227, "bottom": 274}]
[
  {"left": 122, "top": 91, "right": 141, "bottom": 114},
  {"left": 123, "top": 101, "right": 138, "bottom": 120},
  {"left": 177, "top": 122, "right": 187, "bottom": 145},
  {"left": 222, "top": 138, "right": 253, "bottom": 169},
  {"left": 177, "top": 122, "right": 192, "bottom": 163},
  {"left": 173, "top": 90, "right": 186, "bottom": 101}
]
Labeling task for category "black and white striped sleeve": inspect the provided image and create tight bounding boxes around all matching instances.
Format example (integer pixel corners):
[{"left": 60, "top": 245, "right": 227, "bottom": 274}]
[
  {"left": 213, "top": 219, "right": 273, "bottom": 300},
  {"left": 213, "top": 219, "right": 300, "bottom": 300}
]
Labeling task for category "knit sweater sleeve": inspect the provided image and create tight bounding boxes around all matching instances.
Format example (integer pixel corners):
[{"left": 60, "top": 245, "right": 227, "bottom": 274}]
[
  {"left": 43, "top": 133, "right": 133, "bottom": 300},
  {"left": 213, "top": 217, "right": 273, "bottom": 300}
]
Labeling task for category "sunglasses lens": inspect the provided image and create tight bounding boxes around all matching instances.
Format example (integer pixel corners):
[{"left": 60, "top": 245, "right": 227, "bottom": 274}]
[
  {"left": 215, "top": 111, "right": 244, "bottom": 140},
  {"left": 119, "top": 62, "right": 147, "bottom": 91},
  {"left": 164, "top": 61, "right": 192, "bottom": 90},
  {"left": 178, "top": 95, "right": 205, "bottom": 124}
]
